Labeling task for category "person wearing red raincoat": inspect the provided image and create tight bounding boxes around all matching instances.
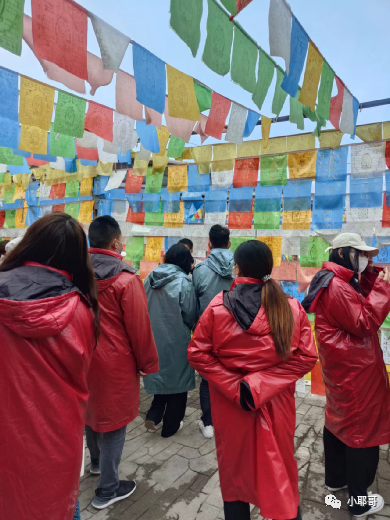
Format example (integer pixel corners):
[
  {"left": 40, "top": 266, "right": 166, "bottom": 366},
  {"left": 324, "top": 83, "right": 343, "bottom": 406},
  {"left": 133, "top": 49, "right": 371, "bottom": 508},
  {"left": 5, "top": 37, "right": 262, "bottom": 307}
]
[
  {"left": 85, "top": 216, "right": 159, "bottom": 510},
  {"left": 302, "top": 232, "right": 390, "bottom": 518},
  {"left": 0, "top": 213, "right": 98, "bottom": 520},
  {"left": 188, "top": 240, "right": 317, "bottom": 520}
]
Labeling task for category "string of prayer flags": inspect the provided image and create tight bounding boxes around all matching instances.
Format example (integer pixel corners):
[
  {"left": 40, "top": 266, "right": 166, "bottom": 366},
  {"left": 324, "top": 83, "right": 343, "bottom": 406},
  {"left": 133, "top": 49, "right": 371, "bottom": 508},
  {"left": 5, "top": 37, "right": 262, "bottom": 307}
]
[
  {"left": 116, "top": 70, "right": 143, "bottom": 120},
  {"left": 145, "top": 169, "right": 164, "bottom": 194},
  {"left": 19, "top": 77, "right": 54, "bottom": 131},
  {"left": 84, "top": 101, "right": 113, "bottom": 142},
  {"left": 288, "top": 151, "right": 317, "bottom": 179},
  {"left": 229, "top": 186, "right": 253, "bottom": 212},
  {"left": 187, "top": 164, "right": 210, "bottom": 191},
  {"left": 169, "top": 0, "right": 203, "bottom": 57},
  {"left": 31, "top": 0, "right": 88, "bottom": 80},
  {"left": 205, "top": 92, "right": 231, "bottom": 140},
  {"left": 318, "top": 129, "right": 343, "bottom": 149},
  {"left": 205, "top": 189, "right": 228, "bottom": 213},
  {"left": 225, "top": 103, "right": 247, "bottom": 146},
  {"left": 243, "top": 110, "right": 259, "bottom": 138},
  {"left": 283, "top": 179, "right": 312, "bottom": 211},
  {"left": 166, "top": 65, "right": 200, "bottom": 121},
  {"left": 87, "top": 53, "right": 114, "bottom": 96},
  {"left": 351, "top": 143, "right": 386, "bottom": 179},
  {"left": 281, "top": 17, "right": 308, "bottom": 98},
  {"left": 161, "top": 189, "right": 181, "bottom": 213},
  {"left": 290, "top": 89, "right": 304, "bottom": 131},
  {"left": 300, "top": 237, "right": 329, "bottom": 268},
  {"left": 282, "top": 210, "right": 311, "bottom": 230},
  {"left": 356, "top": 123, "right": 383, "bottom": 143},
  {"left": 260, "top": 155, "right": 287, "bottom": 186},
  {"left": 268, "top": 0, "right": 292, "bottom": 74},
  {"left": 194, "top": 82, "right": 212, "bottom": 113},
  {"left": 258, "top": 236, "right": 282, "bottom": 267},
  {"left": 203, "top": 0, "right": 233, "bottom": 76},
  {"left": 145, "top": 201, "right": 164, "bottom": 226},
  {"left": 133, "top": 42, "right": 166, "bottom": 114},
  {"left": 126, "top": 236, "right": 144, "bottom": 262},
  {"left": 272, "top": 68, "right": 288, "bottom": 117},
  {"left": 230, "top": 25, "right": 257, "bottom": 94},
  {"left": 167, "top": 136, "right": 185, "bottom": 159},
  {"left": 125, "top": 171, "right": 143, "bottom": 193},
  {"left": 350, "top": 177, "right": 383, "bottom": 209},
  {"left": 19, "top": 125, "right": 47, "bottom": 155},
  {"left": 254, "top": 210, "right": 280, "bottom": 230},
  {"left": 164, "top": 98, "right": 195, "bottom": 142},
  {"left": 228, "top": 209, "right": 253, "bottom": 230},
  {"left": 316, "top": 61, "right": 334, "bottom": 122},
  {"left": 299, "top": 42, "right": 323, "bottom": 111},
  {"left": 233, "top": 158, "right": 259, "bottom": 188},
  {"left": 168, "top": 165, "right": 188, "bottom": 193},
  {"left": 164, "top": 201, "right": 185, "bottom": 228},
  {"left": 137, "top": 121, "right": 160, "bottom": 154},
  {"left": 261, "top": 116, "right": 272, "bottom": 150},
  {"left": 89, "top": 14, "right": 130, "bottom": 72},
  {"left": 53, "top": 92, "right": 86, "bottom": 138},
  {"left": 145, "top": 237, "right": 164, "bottom": 262},
  {"left": 329, "top": 76, "right": 344, "bottom": 130},
  {"left": 252, "top": 49, "right": 274, "bottom": 111}
]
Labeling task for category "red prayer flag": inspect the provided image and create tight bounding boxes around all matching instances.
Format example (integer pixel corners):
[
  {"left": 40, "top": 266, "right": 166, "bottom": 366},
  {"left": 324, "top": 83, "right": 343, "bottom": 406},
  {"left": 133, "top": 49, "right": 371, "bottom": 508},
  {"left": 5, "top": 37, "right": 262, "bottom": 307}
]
[
  {"left": 236, "top": 0, "right": 253, "bottom": 14},
  {"left": 126, "top": 205, "right": 145, "bottom": 225},
  {"left": 382, "top": 193, "right": 390, "bottom": 228},
  {"left": 228, "top": 210, "right": 253, "bottom": 229},
  {"left": 140, "top": 261, "right": 158, "bottom": 280},
  {"left": 329, "top": 76, "right": 344, "bottom": 130},
  {"left": 385, "top": 142, "right": 390, "bottom": 170},
  {"left": 84, "top": 101, "right": 113, "bottom": 142},
  {"left": 205, "top": 92, "right": 231, "bottom": 140},
  {"left": 272, "top": 262, "right": 297, "bottom": 281},
  {"left": 50, "top": 183, "right": 66, "bottom": 199},
  {"left": 76, "top": 145, "right": 99, "bottom": 161},
  {"left": 311, "top": 362, "right": 326, "bottom": 396},
  {"left": 125, "top": 170, "right": 143, "bottom": 193},
  {"left": 31, "top": 0, "right": 88, "bottom": 80},
  {"left": 233, "top": 158, "right": 259, "bottom": 188},
  {"left": 0, "top": 210, "right": 5, "bottom": 227},
  {"left": 26, "top": 154, "right": 48, "bottom": 166},
  {"left": 52, "top": 204, "right": 65, "bottom": 212}
]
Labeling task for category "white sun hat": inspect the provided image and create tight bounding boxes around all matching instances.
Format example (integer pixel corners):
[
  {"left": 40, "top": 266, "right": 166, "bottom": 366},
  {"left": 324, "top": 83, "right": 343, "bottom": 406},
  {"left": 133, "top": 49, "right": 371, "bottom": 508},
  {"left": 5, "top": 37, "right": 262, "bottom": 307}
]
[{"left": 324, "top": 233, "right": 379, "bottom": 257}]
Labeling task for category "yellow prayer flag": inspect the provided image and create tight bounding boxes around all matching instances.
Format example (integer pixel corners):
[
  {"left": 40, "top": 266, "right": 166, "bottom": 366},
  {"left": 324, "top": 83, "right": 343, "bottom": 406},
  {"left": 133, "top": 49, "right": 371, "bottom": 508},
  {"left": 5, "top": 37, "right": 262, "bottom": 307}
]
[
  {"left": 288, "top": 151, "right": 317, "bottom": 179},
  {"left": 181, "top": 148, "right": 193, "bottom": 160},
  {"left": 76, "top": 160, "right": 98, "bottom": 179},
  {"left": 282, "top": 210, "right": 311, "bottom": 230},
  {"left": 356, "top": 123, "right": 383, "bottom": 143},
  {"left": 13, "top": 173, "right": 32, "bottom": 189},
  {"left": 19, "top": 125, "right": 47, "bottom": 155},
  {"left": 164, "top": 201, "right": 185, "bottom": 228},
  {"left": 383, "top": 122, "right": 390, "bottom": 140},
  {"left": 155, "top": 126, "right": 171, "bottom": 157},
  {"left": 237, "top": 140, "right": 261, "bottom": 158},
  {"left": 80, "top": 177, "right": 94, "bottom": 197},
  {"left": 133, "top": 159, "right": 148, "bottom": 176},
  {"left": 19, "top": 77, "right": 55, "bottom": 131},
  {"left": 257, "top": 236, "right": 283, "bottom": 267},
  {"left": 0, "top": 172, "right": 11, "bottom": 186},
  {"left": 45, "top": 167, "right": 67, "bottom": 185},
  {"left": 191, "top": 146, "right": 213, "bottom": 174},
  {"left": 13, "top": 184, "right": 26, "bottom": 202},
  {"left": 145, "top": 237, "right": 164, "bottom": 262},
  {"left": 310, "top": 322, "right": 318, "bottom": 352},
  {"left": 212, "top": 143, "right": 237, "bottom": 172},
  {"left": 287, "top": 134, "right": 315, "bottom": 153},
  {"left": 32, "top": 168, "right": 46, "bottom": 181},
  {"left": 168, "top": 165, "right": 188, "bottom": 193},
  {"left": 166, "top": 65, "right": 200, "bottom": 122},
  {"left": 318, "top": 130, "right": 343, "bottom": 149},
  {"left": 97, "top": 162, "right": 114, "bottom": 176},
  {"left": 262, "top": 137, "right": 287, "bottom": 156},
  {"left": 299, "top": 42, "right": 323, "bottom": 111},
  {"left": 15, "top": 208, "right": 27, "bottom": 228},
  {"left": 261, "top": 116, "right": 272, "bottom": 150},
  {"left": 78, "top": 200, "right": 95, "bottom": 223},
  {"left": 152, "top": 154, "right": 169, "bottom": 174}
]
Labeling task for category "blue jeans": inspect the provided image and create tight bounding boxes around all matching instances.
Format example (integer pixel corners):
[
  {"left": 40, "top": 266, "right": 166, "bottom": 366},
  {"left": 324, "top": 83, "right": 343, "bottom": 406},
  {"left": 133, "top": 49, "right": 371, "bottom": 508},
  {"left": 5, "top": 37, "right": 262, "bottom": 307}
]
[
  {"left": 85, "top": 424, "right": 127, "bottom": 494},
  {"left": 200, "top": 378, "right": 213, "bottom": 427}
]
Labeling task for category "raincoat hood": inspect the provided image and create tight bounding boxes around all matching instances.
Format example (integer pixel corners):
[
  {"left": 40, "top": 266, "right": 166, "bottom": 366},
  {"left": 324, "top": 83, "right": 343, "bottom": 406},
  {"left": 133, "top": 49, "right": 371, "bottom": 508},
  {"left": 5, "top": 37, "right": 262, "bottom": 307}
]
[
  {"left": 148, "top": 263, "right": 188, "bottom": 289},
  {"left": 203, "top": 249, "right": 234, "bottom": 279},
  {"left": 0, "top": 263, "right": 84, "bottom": 339},
  {"left": 90, "top": 248, "right": 136, "bottom": 292},
  {"left": 223, "top": 278, "right": 264, "bottom": 331}
]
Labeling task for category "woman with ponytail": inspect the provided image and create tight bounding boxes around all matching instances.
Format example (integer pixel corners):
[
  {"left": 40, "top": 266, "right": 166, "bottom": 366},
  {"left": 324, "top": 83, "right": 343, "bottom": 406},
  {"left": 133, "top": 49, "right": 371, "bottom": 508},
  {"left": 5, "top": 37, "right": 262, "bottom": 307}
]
[{"left": 188, "top": 240, "right": 317, "bottom": 520}]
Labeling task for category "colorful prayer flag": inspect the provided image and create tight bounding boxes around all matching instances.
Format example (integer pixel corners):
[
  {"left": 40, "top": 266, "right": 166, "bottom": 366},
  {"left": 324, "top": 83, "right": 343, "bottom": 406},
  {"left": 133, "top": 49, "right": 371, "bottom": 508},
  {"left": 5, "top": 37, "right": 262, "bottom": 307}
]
[
  {"left": 19, "top": 125, "right": 47, "bottom": 155},
  {"left": 87, "top": 52, "right": 114, "bottom": 96},
  {"left": 0, "top": 0, "right": 24, "bottom": 56},
  {"left": 225, "top": 103, "right": 247, "bottom": 146},
  {"left": 84, "top": 101, "right": 113, "bottom": 142},
  {"left": 202, "top": 0, "right": 233, "bottom": 76},
  {"left": 53, "top": 91, "right": 86, "bottom": 138},
  {"left": 252, "top": 49, "right": 274, "bottom": 111},
  {"left": 194, "top": 82, "right": 212, "bottom": 113},
  {"left": 260, "top": 155, "right": 287, "bottom": 186},
  {"left": 233, "top": 158, "right": 259, "bottom": 188},
  {"left": 288, "top": 151, "right": 317, "bottom": 179},
  {"left": 133, "top": 42, "right": 166, "bottom": 114},
  {"left": 299, "top": 42, "right": 323, "bottom": 111},
  {"left": 231, "top": 25, "right": 257, "bottom": 94},
  {"left": 272, "top": 68, "right": 288, "bottom": 117},
  {"left": 261, "top": 116, "right": 272, "bottom": 150},
  {"left": 50, "top": 124, "right": 76, "bottom": 159},
  {"left": 281, "top": 17, "right": 308, "bottom": 98},
  {"left": 268, "top": 0, "right": 292, "bottom": 73},
  {"left": 89, "top": 14, "right": 130, "bottom": 72},
  {"left": 145, "top": 237, "right": 163, "bottom": 262},
  {"left": 126, "top": 236, "right": 144, "bottom": 261},
  {"left": 19, "top": 77, "right": 55, "bottom": 131},
  {"left": 145, "top": 169, "right": 164, "bottom": 194},
  {"left": 115, "top": 70, "right": 143, "bottom": 120},
  {"left": 167, "top": 65, "right": 200, "bottom": 121},
  {"left": 317, "top": 61, "right": 334, "bottom": 121},
  {"left": 170, "top": 0, "right": 203, "bottom": 57},
  {"left": 205, "top": 92, "right": 231, "bottom": 140},
  {"left": 168, "top": 165, "right": 188, "bottom": 193},
  {"left": 329, "top": 76, "right": 344, "bottom": 130}
]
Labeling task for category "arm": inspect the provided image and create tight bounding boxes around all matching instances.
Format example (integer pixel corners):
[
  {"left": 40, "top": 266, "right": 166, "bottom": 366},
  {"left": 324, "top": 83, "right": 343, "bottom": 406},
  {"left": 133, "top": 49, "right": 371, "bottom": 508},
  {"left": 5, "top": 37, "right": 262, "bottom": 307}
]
[
  {"left": 121, "top": 274, "right": 159, "bottom": 374},
  {"left": 360, "top": 259, "right": 383, "bottom": 296},
  {"left": 328, "top": 277, "right": 390, "bottom": 339},
  {"left": 188, "top": 305, "right": 242, "bottom": 404},
  {"left": 242, "top": 304, "right": 318, "bottom": 410},
  {"left": 180, "top": 280, "right": 198, "bottom": 331}
]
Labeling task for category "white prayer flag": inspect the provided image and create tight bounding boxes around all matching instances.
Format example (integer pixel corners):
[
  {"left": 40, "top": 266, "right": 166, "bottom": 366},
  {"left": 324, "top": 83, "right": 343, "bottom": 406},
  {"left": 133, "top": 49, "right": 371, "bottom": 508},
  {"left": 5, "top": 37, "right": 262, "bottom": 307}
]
[
  {"left": 89, "top": 14, "right": 131, "bottom": 72},
  {"left": 225, "top": 104, "right": 247, "bottom": 146},
  {"left": 98, "top": 138, "right": 118, "bottom": 163},
  {"left": 351, "top": 143, "right": 386, "bottom": 178},
  {"left": 112, "top": 112, "right": 136, "bottom": 153},
  {"left": 339, "top": 90, "right": 354, "bottom": 136},
  {"left": 104, "top": 169, "right": 127, "bottom": 191},
  {"left": 269, "top": 0, "right": 292, "bottom": 74}
]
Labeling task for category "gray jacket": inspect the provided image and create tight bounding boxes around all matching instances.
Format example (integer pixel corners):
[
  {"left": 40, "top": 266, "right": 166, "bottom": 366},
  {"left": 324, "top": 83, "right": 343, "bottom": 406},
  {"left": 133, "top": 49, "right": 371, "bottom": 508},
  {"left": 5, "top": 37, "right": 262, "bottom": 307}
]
[{"left": 144, "top": 264, "right": 197, "bottom": 395}]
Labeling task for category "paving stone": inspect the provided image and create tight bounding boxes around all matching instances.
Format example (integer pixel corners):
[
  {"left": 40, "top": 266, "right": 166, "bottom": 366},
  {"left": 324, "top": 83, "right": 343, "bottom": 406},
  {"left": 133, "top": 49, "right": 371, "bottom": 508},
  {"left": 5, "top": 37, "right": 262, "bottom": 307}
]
[
  {"left": 190, "top": 451, "right": 218, "bottom": 476},
  {"left": 295, "top": 446, "right": 311, "bottom": 470},
  {"left": 165, "top": 490, "right": 208, "bottom": 520},
  {"left": 199, "top": 439, "right": 216, "bottom": 456},
  {"left": 314, "top": 416, "right": 325, "bottom": 436},
  {"left": 378, "top": 459, "right": 390, "bottom": 481},
  {"left": 303, "top": 394, "right": 326, "bottom": 407},
  {"left": 155, "top": 443, "right": 183, "bottom": 462},
  {"left": 296, "top": 403, "right": 311, "bottom": 415},
  {"left": 195, "top": 502, "right": 221, "bottom": 520},
  {"left": 151, "top": 455, "right": 190, "bottom": 489},
  {"left": 301, "top": 406, "right": 324, "bottom": 425},
  {"left": 295, "top": 423, "right": 312, "bottom": 439},
  {"left": 178, "top": 447, "right": 201, "bottom": 459},
  {"left": 205, "top": 486, "right": 223, "bottom": 509},
  {"left": 300, "top": 427, "right": 317, "bottom": 449},
  {"left": 310, "top": 437, "right": 325, "bottom": 465},
  {"left": 379, "top": 479, "right": 390, "bottom": 503},
  {"left": 302, "top": 499, "right": 350, "bottom": 519}
]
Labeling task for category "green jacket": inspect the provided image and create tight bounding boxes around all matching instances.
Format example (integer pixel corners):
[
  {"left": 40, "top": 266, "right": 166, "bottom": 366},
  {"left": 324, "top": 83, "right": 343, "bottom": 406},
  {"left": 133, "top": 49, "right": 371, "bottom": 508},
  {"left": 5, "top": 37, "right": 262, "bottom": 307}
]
[{"left": 144, "top": 264, "right": 197, "bottom": 395}]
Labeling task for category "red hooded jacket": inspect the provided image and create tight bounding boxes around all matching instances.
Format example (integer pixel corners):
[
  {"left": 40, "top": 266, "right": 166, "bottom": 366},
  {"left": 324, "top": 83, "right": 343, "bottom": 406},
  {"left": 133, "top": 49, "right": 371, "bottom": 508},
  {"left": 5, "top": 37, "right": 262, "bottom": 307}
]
[
  {"left": 0, "top": 263, "right": 95, "bottom": 520},
  {"left": 309, "top": 262, "right": 390, "bottom": 448},
  {"left": 188, "top": 278, "right": 317, "bottom": 520},
  {"left": 85, "top": 249, "right": 159, "bottom": 433}
]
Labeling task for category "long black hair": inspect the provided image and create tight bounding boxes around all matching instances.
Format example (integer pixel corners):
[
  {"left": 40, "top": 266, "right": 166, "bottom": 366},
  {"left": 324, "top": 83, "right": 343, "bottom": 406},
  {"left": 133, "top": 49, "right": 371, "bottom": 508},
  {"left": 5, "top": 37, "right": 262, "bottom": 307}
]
[
  {"left": 329, "top": 246, "right": 361, "bottom": 293},
  {"left": 165, "top": 243, "right": 194, "bottom": 275}
]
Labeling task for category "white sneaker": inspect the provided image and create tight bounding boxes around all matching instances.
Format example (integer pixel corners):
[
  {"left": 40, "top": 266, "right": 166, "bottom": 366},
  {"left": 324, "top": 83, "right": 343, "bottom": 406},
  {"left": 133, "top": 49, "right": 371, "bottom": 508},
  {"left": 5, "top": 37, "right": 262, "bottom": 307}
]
[
  {"left": 199, "top": 420, "right": 214, "bottom": 439},
  {"left": 353, "top": 493, "right": 384, "bottom": 517}
]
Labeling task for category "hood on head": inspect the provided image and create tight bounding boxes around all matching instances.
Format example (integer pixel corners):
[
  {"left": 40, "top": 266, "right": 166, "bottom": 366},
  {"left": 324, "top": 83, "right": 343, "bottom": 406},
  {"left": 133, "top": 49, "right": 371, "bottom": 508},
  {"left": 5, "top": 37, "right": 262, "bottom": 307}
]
[
  {"left": 204, "top": 249, "right": 234, "bottom": 279},
  {"left": 148, "top": 263, "right": 186, "bottom": 289}
]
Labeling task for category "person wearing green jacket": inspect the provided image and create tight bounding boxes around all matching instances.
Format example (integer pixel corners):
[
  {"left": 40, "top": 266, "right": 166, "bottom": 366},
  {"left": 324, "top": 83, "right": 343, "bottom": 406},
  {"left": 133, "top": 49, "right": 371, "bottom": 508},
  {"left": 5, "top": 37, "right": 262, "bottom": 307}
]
[
  {"left": 192, "top": 225, "right": 234, "bottom": 439},
  {"left": 144, "top": 244, "right": 198, "bottom": 438}
]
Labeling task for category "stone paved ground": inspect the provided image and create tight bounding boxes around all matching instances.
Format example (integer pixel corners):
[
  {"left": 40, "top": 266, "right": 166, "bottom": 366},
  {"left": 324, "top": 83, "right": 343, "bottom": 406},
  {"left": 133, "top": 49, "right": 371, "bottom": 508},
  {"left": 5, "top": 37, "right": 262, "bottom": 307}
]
[{"left": 80, "top": 378, "right": 390, "bottom": 520}]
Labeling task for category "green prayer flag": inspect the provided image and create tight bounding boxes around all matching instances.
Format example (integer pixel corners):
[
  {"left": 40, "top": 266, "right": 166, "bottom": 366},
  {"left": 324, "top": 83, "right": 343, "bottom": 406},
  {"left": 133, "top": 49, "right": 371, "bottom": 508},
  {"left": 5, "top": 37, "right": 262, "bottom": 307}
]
[
  {"left": 272, "top": 68, "right": 288, "bottom": 117},
  {"left": 290, "top": 89, "right": 304, "bottom": 131},
  {"left": 50, "top": 124, "right": 76, "bottom": 159},
  {"left": 4, "top": 209, "right": 16, "bottom": 228},
  {"left": 53, "top": 91, "right": 86, "bottom": 138},
  {"left": 0, "top": 173, "right": 5, "bottom": 183},
  {"left": 230, "top": 26, "right": 257, "bottom": 94},
  {"left": 260, "top": 155, "right": 287, "bottom": 186},
  {"left": 193, "top": 81, "right": 212, "bottom": 113},
  {"left": 126, "top": 237, "right": 144, "bottom": 261},
  {"left": 0, "top": 0, "right": 24, "bottom": 56},
  {"left": 167, "top": 136, "right": 185, "bottom": 158},
  {"left": 202, "top": 0, "right": 233, "bottom": 77},
  {"left": 0, "top": 147, "right": 23, "bottom": 166},
  {"left": 145, "top": 168, "right": 164, "bottom": 193},
  {"left": 65, "top": 180, "right": 79, "bottom": 198},
  {"left": 300, "top": 237, "right": 328, "bottom": 268},
  {"left": 254, "top": 211, "right": 281, "bottom": 229},
  {"left": 230, "top": 236, "right": 253, "bottom": 252},
  {"left": 170, "top": 0, "right": 203, "bottom": 57},
  {"left": 252, "top": 49, "right": 274, "bottom": 111},
  {"left": 144, "top": 202, "right": 164, "bottom": 226},
  {"left": 307, "top": 313, "right": 315, "bottom": 322},
  {"left": 4, "top": 185, "right": 15, "bottom": 204},
  {"left": 220, "top": 0, "right": 237, "bottom": 14},
  {"left": 64, "top": 202, "right": 80, "bottom": 219},
  {"left": 317, "top": 61, "right": 335, "bottom": 122}
]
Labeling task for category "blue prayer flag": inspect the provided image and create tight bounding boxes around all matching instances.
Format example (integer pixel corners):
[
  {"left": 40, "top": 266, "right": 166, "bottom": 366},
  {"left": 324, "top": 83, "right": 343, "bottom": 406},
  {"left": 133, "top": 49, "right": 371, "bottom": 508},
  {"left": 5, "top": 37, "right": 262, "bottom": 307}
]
[
  {"left": 133, "top": 42, "right": 166, "bottom": 114},
  {"left": 316, "top": 148, "right": 348, "bottom": 182},
  {"left": 229, "top": 186, "right": 253, "bottom": 212},
  {"left": 0, "top": 68, "right": 19, "bottom": 122},
  {"left": 13, "top": 148, "right": 30, "bottom": 158},
  {"left": 350, "top": 177, "right": 382, "bottom": 208},
  {"left": 181, "top": 191, "right": 204, "bottom": 201},
  {"left": 351, "top": 97, "right": 359, "bottom": 139},
  {"left": 136, "top": 120, "right": 160, "bottom": 154},
  {"left": 0, "top": 117, "right": 19, "bottom": 149},
  {"left": 255, "top": 183, "right": 282, "bottom": 212},
  {"left": 9, "top": 158, "right": 30, "bottom": 175},
  {"left": 118, "top": 149, "right": 131, "bottom": 163},
  {"left": 185, "top": 200, "right": 203, "bottom": 224},
  {"left": 371, "top": 237, "right": 390, "bottom": 263},
  {"left": 315, "top": 180, "right": 346, "bottom": 210},
  {"left": 161, "top": 188, "right": 181, "bottom": 213},
  {"left": 281, "top": 17, "right": 309, "bottom": 97},
  {"left": 283, "top": 179, "right": 311, "bottom": 211},
  {"left": 188, "top": 164, "right": 210, "bottom": 192},
  {"left": 385, "top": 172, "right": 390, "bottom": 206},
  {"left": 205, "top": 189, "right": 228, "bottom": 213},
  {"left": 164, "top": 237, "right": 181, "bottom": 251},
  {"left": 93, "top": 176, "right": 109, "bottom": 195},
  {"left": 79, "top": 159, "right": 98, "bottom": 166},
  {"left": 26, "top": 182, "right": 39, "bottom": 206},
  {"left": 101, "top": 188, "right": 126, "bottom": 200},
  {"left": 126, "top": 192, "right": 143, "bottom": 212},
  {"left": 143, "top": 192, "right": 160, "bottom": 212},
  {"left": 26, "top": 207, "right": 42, "bottom": 226},
  {"left": 65, "top": 159, "right": 77, "bottom": 173},
  {"left": 243, "top": 110, "right": 260, "bottom": 138},
  {"left": 280, "top": 281, "right": 305, "bottom": 303},
  {"left": 312, "top": 206, "right": 343, "bottom": 230}
]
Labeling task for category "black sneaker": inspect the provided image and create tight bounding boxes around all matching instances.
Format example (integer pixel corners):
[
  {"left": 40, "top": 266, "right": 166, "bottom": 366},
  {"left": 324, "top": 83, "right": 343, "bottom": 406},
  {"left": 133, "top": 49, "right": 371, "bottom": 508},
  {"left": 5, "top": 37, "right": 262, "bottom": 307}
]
[
  {"left": 90, "top": 458, "right": 100, "bottom": 476},
  {"left": 91, "top": 480, "right": 136, "bottom": 509}
]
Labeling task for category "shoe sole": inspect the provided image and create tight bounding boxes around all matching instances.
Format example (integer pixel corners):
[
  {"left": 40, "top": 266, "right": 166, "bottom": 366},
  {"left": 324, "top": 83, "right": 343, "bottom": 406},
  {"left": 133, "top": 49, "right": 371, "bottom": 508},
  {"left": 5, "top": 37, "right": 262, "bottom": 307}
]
[
  {"left": 145, "top": 420, "right": 157, "bottom": 431},
  {"left": 92, "top": 483, "right": 137, "bottom": 510},
  {"left": 89, "top": 469, "right": 101, "bottom": 476},
  {"left": 325, "top": 485, "right": 347, "bottom": 492},
  {"left": 353, "top": 503, "right": 384, "bottom": 517}
]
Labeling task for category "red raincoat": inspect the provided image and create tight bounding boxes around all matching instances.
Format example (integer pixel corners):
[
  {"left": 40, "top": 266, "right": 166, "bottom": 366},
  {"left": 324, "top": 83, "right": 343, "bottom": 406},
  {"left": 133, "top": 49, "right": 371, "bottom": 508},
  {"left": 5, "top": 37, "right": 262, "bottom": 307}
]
[
  {"left": 0, "top": 264, "right": 95, "bottom": 520},
  {"left": 188, "top": 278, "right": 317, "bottom": 520},
  {"left": 85, "top": 249, "right": 159, "bottom": 433},
  {"left": 310, "top": 262, "right": 390, "bottom": 448}
]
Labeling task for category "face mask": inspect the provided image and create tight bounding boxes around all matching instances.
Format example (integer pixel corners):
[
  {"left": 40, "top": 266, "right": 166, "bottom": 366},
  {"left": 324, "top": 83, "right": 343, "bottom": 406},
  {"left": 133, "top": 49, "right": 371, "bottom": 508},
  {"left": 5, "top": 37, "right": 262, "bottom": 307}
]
[{"left": 350, "top": 251, "right": 368, "bottom": 273}]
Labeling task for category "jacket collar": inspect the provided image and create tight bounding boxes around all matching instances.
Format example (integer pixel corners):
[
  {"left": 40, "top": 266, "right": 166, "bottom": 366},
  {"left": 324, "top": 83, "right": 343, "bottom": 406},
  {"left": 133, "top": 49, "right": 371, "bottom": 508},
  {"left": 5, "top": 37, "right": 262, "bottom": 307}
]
[
  {"left": 89, "top": 248, "right": 122, "bottom": 260},
  {"left": 321, "top": 261, "right": 355, "bottom": 282},
  {"left": 23, "top": 261, "right": 72, "bottom": 281},
  {"left": 230, "top": 277, "right": 263, "bottom": 290}
]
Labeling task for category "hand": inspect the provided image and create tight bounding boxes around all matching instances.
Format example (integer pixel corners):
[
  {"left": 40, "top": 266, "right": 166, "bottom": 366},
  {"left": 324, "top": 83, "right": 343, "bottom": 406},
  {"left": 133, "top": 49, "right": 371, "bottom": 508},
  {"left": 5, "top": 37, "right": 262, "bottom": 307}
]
[
  {"left": 138, "top": 370, "right": 147, "bottom": 377},
  {"left": 378, "top": 267, "right": 390, "bottom": 284},
  {"left": 366, "top": 258, "right": 374, "bottom": 273}
]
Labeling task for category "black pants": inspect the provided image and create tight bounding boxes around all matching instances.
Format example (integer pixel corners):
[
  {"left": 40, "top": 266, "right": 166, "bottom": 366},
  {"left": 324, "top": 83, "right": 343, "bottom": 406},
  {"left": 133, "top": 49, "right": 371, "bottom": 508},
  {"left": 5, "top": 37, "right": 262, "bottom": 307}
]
[
  {"left": 323, "top": 426, "right": 379, "bottom": 515},
  {"left": 223, "top": 501, "right": 301, "bottom": 520},
  {"left": 200, "top": 377, "right": 213, "bottom": 427},
  {"left": 146, "top": 392, "right": 187, "bottom": 438}
]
